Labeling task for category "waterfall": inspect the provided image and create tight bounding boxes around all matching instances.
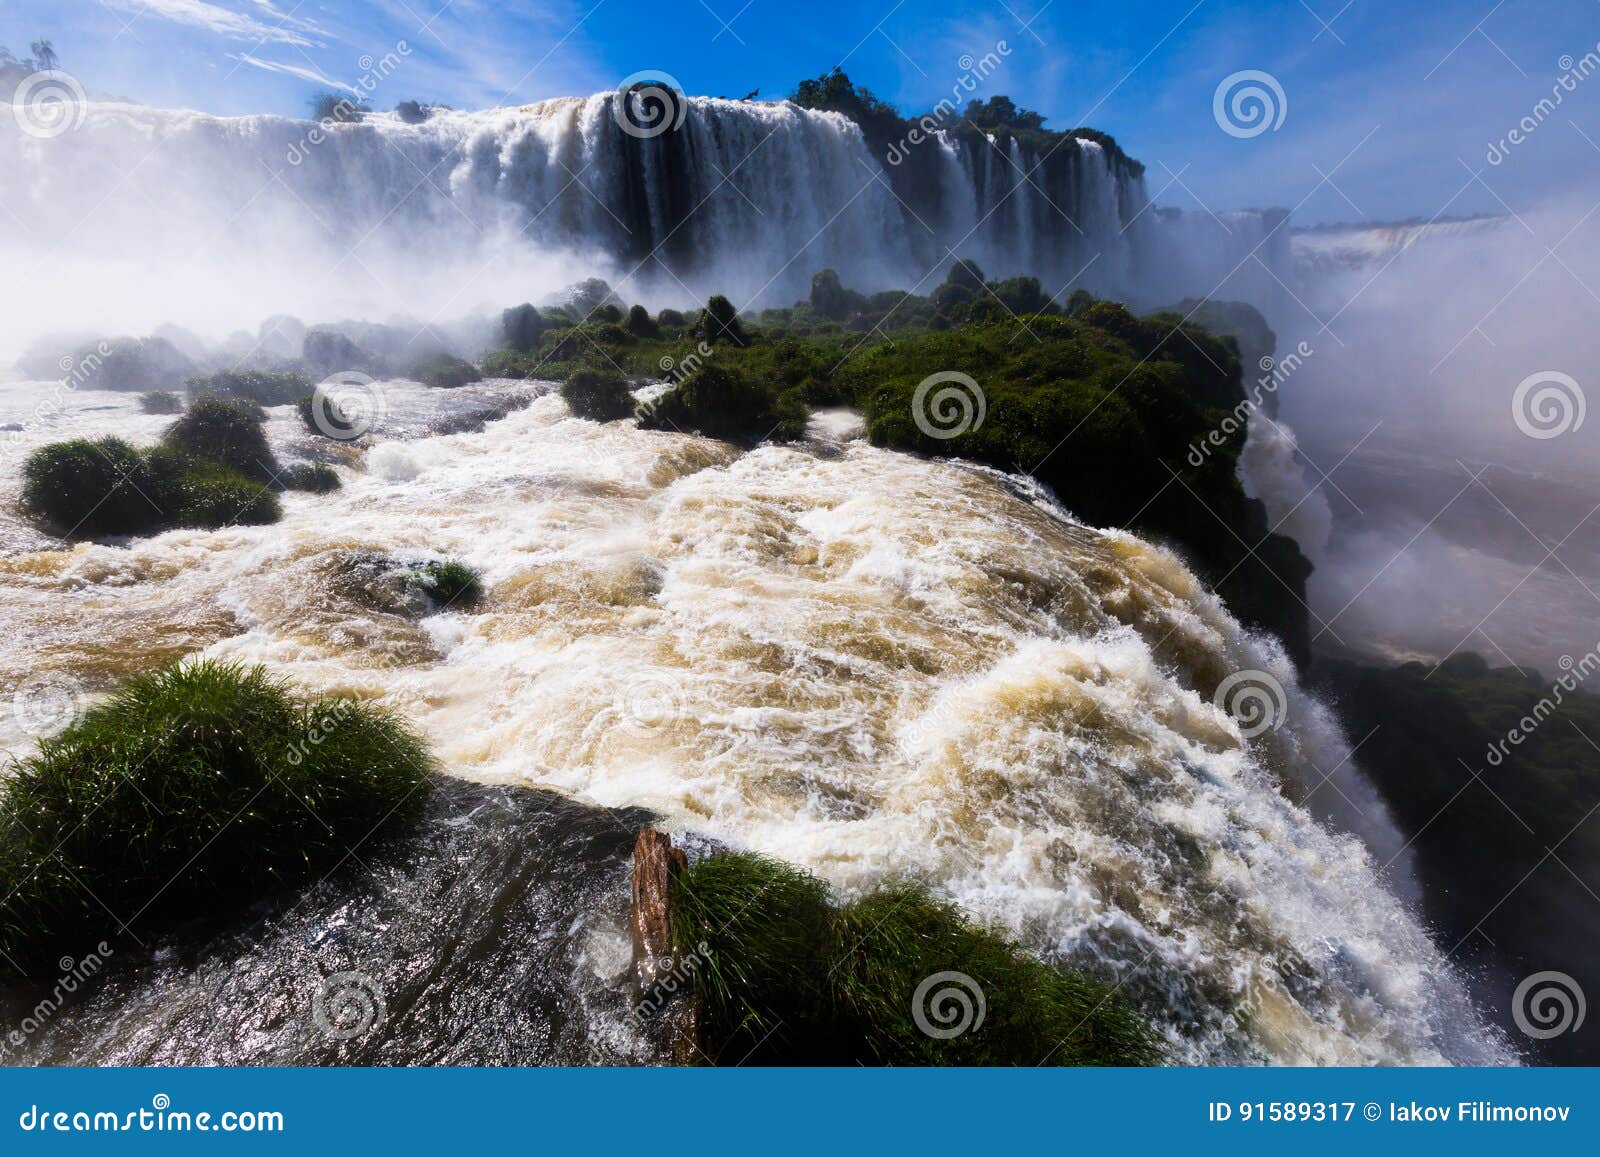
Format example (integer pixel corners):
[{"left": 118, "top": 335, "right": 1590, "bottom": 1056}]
[{"left": 1, "top": 95, "right": 1291, "bottom": 353}]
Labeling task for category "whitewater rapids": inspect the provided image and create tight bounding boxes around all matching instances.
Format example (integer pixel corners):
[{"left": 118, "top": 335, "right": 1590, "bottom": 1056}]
[{"left": 0, "top": 376, "right": 1511, "bottom": 1065}]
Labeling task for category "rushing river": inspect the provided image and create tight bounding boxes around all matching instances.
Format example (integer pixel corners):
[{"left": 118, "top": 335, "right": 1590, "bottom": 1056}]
[{"left": 0, "top": 374, "right": 1513, "bottom": 1065}]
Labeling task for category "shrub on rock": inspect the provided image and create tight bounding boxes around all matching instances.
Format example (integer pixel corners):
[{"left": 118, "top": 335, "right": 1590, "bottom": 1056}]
[
  {"left": 636, "top": 363, "right": 801, "bottom": 442},
  {"left": 19, "top": 437, "right": 162, "bottom": 538},
  {"left": 561, "top": 368, "right": 636, "bottom": 421}
]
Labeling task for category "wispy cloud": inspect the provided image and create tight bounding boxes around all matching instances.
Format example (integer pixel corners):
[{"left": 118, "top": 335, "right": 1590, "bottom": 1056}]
[
  {"left": 230, "top": 53, "right": 358, "bottom": 93},
  {"left": 107, "top": 0, "right": 327, "bottom": 48}
]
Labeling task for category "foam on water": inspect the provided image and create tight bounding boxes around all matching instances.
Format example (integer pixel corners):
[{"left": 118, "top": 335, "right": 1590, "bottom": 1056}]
[{"left": 0, "top": 380, "right": 1513, "bottom": 1065}]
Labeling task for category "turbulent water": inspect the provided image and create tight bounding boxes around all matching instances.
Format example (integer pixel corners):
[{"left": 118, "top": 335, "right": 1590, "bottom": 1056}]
[
  {"left": 0, "top": 375, "right": 1514, "bottom": 1065},
  {"left": 0, "top": 95, "right": 1287, "bottom": 355}
]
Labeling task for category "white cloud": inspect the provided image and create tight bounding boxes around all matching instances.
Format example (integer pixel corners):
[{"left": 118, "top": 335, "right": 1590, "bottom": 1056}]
[
  {"left": 108, "top": 0, "right": 326, "bottom": 48},
  {"left": 230, "top": 53, "right": 358, "bottom": 93}
]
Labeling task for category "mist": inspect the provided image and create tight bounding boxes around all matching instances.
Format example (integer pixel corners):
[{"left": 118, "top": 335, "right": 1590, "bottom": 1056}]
[{"left": 1276, "top": 196, "right": 1600, "bottom": 671}]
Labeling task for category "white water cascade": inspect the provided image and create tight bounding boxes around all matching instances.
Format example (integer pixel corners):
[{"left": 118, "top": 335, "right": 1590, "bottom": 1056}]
[{"left": 1, "top": 94, "right": 1286, "bottom": 355}]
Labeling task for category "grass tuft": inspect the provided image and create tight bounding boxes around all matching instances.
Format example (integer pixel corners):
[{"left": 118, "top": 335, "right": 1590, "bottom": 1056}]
[
  {"left": 674, "top": 852, "right": 1161, "bottom": 1066},
  {"left": 0, "top": 660, "right": 433, "bottom": 966}
]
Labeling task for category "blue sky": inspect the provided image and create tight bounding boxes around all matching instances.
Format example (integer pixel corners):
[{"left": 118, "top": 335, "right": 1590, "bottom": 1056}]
[{"left": 5, "top": 0, "right": 1599, "bottom": 222}]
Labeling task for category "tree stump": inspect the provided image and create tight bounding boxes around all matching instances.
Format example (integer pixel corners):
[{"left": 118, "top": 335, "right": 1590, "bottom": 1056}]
[{"left": 629, "top": 829, "right": 701, "bottom": 1063}]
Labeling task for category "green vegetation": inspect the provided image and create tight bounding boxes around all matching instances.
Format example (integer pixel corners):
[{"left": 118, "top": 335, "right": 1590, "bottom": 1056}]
[
  {"left": 414, "top": 559, "right": 483, "bottom": 608},
  {"left": 281, "top": 462, "right": 342, "bottom": 493},
  {"left": 0, "top": 660, "right": 433, "bottom": 964},
  {"left": 20, "top": 437, "right": 165, "bottom": 538},
  {"left": 408, "top": 352, "right": 481, "bottom": 389},
  {"left": 791, "top": 69, "right": 1143, "bottom": 183},
  {"left": 185, "top": 369, "right": 311, "bottom": 408},
  {"left": 1321, "top": 653, "right": 1600, "bottom": 1063},
  {"left": 637, "top": 363, "right": 805, "bottom": 443},
  {"left": 560, "top": 368, "right": 636, "bottom": 421},
  {"left": 673, "top": 851, "right": 1160, "bottom": 1066},
  {"left": 500, "top": 303, "right": 546, "bottom": 353},
  {"left": 19, "top": 397, "right": 291, "bottom": 538},
  {"left": 162, "top": 395, "right": 279, "bottom": 483},
  {"left": 139, "top": 390, "right": 184, "bottom": 415},
  {"left": 145, "top": 448, "right": 281, "bottom": 528},
  {"left": 476, "top": 274, "right": 1310, "bottom": 655}
]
